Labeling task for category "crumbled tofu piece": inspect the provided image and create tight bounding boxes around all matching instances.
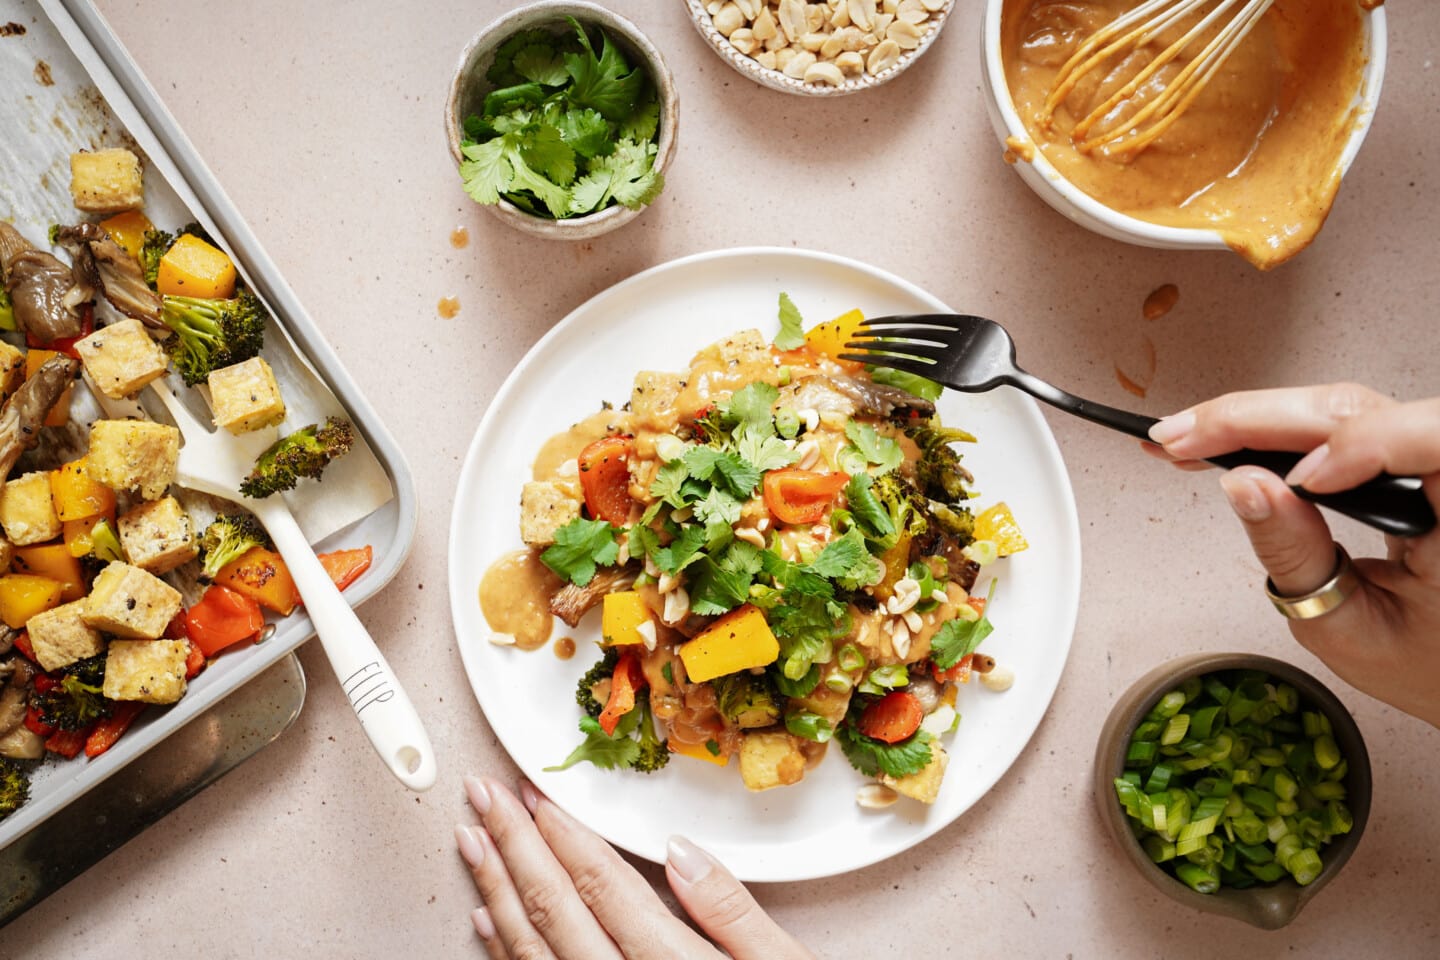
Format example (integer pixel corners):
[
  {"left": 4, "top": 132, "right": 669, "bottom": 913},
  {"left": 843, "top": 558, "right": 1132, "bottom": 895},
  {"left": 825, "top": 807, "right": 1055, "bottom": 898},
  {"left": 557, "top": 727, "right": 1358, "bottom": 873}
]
[
  {"left": 73, "top": 318, "right": 169, "bottom": 399},
  {"left": 879, "top": 743, "right": 949, "bottom": 804},
  {"left": 0, "top": 472, "right": 60, "bottom": 545},
  {"left": 83, "top": 561, "right": 183, "bottom": 639},
  {"left": 208, "top": 356, "right": 286, "bottom": 434},
  {"left": 739, "top": 729, "right": 808, "bottom": 791},
  {"left": 103, "top": 639, "right": 187, "bottom": 704},
  {"left": 69, "top": 148, "right": 144, "bottom": 214},
  {"left": 519, "top": 481, "right": 581, "bottom": 546},
  {"left": 629, "top": 371, "right": 686, "bottom": 428},
  {"left": 118, "top": 496, "right": 198, "bottom": 575},
  {"left": 86, "top": 420, "right": 179, "bottom": 500},
  {"left": 0, "top": 341, "right": 25, "bottom": 402},
  {"left": 26, "top": 600, "right": 104, "bottom": 672}
]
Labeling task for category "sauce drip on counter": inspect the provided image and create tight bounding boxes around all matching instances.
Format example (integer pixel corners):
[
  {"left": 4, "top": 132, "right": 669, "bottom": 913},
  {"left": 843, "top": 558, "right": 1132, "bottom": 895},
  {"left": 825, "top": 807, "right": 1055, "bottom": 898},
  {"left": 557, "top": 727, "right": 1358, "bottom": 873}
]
[
  {"left": 1001, "top": 0, "right": 1370, "bottom": 269},
  {"left": 438, "top": 296, "right": 460, "bottom": 319},
  {"left": 478, "top": 550, "right": 561, "bottom": 651},
  {"left": 1143, "top": 283, "right": 1179, "bottom": 321},
  {"left": 450, "top": 226, "right": 470, "bottom": 249}
]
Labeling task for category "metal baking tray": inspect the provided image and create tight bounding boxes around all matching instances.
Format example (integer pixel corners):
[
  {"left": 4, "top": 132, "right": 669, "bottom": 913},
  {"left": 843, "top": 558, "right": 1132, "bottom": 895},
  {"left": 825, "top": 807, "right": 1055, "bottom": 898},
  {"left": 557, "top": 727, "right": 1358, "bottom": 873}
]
[{"left": 0, "top": 0, "right": 417, "bottom": 848}]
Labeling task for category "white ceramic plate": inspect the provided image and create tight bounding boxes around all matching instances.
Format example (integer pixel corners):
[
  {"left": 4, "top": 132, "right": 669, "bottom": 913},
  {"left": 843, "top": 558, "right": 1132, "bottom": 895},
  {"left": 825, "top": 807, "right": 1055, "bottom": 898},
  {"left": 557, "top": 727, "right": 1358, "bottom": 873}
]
[{"left": 448, "top": 248, "right": 1081, "bottom": 882}]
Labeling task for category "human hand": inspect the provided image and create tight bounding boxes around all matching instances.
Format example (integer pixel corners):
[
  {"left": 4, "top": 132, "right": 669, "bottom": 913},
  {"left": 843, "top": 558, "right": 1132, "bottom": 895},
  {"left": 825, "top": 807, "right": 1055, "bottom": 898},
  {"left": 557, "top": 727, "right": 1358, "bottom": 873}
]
[
  {"left": 455, "top": 775, "right": 818, "bottom": 960},
  {"left": 1146, "top": 384, "right": 1440, "bottom": 728}
]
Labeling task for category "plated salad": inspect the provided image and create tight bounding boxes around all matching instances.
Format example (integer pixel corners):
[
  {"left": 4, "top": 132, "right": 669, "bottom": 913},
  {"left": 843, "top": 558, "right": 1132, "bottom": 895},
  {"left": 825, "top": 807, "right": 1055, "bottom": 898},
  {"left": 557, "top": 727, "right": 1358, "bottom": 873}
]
[{"left": 481, "top": 296, "right": 1028, "bottom": 806}]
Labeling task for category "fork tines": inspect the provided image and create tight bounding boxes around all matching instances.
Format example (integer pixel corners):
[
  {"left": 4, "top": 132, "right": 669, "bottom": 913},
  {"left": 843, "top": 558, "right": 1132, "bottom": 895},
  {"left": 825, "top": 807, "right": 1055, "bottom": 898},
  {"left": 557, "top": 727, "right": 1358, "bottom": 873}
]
[{"left": 837, "top": 314, "right": 960, "bottom": 371}]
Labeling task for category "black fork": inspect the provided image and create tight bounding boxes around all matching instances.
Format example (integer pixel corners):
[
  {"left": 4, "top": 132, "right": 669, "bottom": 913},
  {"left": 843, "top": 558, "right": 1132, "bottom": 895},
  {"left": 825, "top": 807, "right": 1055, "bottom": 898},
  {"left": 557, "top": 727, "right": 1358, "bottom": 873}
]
[{"left": 841, "top": 314, "right": 1434, "bottom": 538}]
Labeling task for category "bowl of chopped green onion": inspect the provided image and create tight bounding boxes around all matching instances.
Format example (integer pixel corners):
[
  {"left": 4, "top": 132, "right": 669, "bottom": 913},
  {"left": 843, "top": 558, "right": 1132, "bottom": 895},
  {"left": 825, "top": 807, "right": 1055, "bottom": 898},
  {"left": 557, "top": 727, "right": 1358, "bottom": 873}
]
[
  {"left": 1095, "top": 654, "right": 1371, "bottom": 930},
  {"left": 445, "top": 1, "right": 678, "bottom": 239}
]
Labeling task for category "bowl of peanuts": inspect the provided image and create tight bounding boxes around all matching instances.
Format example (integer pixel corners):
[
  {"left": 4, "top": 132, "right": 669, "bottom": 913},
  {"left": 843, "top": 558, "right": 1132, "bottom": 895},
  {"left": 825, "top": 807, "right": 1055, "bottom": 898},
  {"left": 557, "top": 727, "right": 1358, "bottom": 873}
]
[{"left": 685, "top": 0, "right": 954, "bottom": 95}]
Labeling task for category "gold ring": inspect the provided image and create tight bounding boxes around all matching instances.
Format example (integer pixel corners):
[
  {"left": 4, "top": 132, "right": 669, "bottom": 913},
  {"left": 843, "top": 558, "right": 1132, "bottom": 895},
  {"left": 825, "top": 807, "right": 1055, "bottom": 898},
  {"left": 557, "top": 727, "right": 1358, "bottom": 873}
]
[{"left": 1266, "top": 546, "right": 1360, "bottom": 620}]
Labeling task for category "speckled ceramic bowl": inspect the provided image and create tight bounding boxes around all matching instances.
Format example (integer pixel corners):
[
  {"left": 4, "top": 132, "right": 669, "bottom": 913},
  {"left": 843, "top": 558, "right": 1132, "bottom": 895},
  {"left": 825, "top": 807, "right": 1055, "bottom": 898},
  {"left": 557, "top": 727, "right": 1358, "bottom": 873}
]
[
  {"left": 1095, "top": 653, "right": 1371, "bottom": 930},
  {"left": 444, "top": 1, "right": 678, "bottom": 240},
  {"left": 685, "top": 0, "right": 954, "bottom": 97}
]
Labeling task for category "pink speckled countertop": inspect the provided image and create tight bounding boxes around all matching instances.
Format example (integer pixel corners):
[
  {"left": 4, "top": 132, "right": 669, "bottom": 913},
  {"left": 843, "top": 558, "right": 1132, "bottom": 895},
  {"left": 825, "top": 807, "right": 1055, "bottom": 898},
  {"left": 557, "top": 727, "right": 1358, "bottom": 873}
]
[{"left": 7, "top": 1, "right": 1440, "bottom": 956}]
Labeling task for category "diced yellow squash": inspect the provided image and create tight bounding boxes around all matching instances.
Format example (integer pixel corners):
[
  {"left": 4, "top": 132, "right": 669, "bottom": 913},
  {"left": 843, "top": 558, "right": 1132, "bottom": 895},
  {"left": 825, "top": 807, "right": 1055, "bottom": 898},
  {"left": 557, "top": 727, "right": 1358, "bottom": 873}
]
[
  {"left": 803, "top": 308, "right": 866, "bottom": 364},
  {"left": 156, "top": 233, "right": 235, "bottom": 299},
  {"left": 0, "top": 574, "right": 65, "bottom": 629},
  {"left": 25, "top": 350, "right": 73, "bottom": 428},
  {"left": 63, "top": 514, "right": 116, "bottom": 558},
  {"left": 99, "top": 210, "right": 154, "bottom": 260},
  {"left": 12, "top": 543, "right": 86, "bottom": 602},
  {"left": 50, "top": 457, "right": 117, "bottom": 522},
  {"left": 670, "top": 739, "right": 730, "bottom": 766},
  {"left": 678, "top": 604, "right": 779, "bottom": 683},
  {"left": 973, "top": 502, "right": 1028, "bottom": 557},
  {"left": 601, "top": 591, "right": 652, "bottom": 646},
  {"left": 215, "top": 546, "right": 299, "bottom": 616}
]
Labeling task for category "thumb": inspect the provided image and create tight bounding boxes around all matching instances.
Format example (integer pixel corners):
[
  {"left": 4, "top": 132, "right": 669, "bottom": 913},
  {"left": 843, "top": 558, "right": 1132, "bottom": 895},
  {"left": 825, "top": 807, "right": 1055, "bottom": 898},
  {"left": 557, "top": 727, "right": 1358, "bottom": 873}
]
[
  {"left": 664, "top": 837, "right": 815, "bottom": 960},
  {"left": 1218, "top": 467, "right": 1337, "bottom": 595}
]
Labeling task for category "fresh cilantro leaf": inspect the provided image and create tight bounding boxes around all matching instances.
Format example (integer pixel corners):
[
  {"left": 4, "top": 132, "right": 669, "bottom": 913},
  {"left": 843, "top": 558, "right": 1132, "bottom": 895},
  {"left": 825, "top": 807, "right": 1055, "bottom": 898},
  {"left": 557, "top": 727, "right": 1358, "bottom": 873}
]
[
  {"left": 649, "top": 459, "right": 691, "bottom": 507},
  {"left": 590, "top": 139, "right": 662, "bottom": 210},
  {"left": 869, "top": 365, "right": 943, "bottom": 402},
  {"left": 843, "top": 473, "right": 894, "bottom": 542},
  {"left": 518, "top": 124, "right": 576, "bottom": 187},
  {"left": 728, "top": 382, "right": 779, "bottom": 430},
  {"left": 692, "top": 486, "right": 742, "bottom": 527},
  {"left": 487, "top": 28, "right": 560, "bottom": 86},
  {"left": 513, "top": 43, "right": 570, "bottom": 86},
  {"left": 844, "top": 420, "right": 904, "bottom": 475},
  {"left": 482, "top": 82, "right": 546, "bottom": 117},
  {"left": 617, "top": 93, "right": 659, "bottom": 142},
  {"left": 688, "top": 541, "right": 763, "bottom": 616},
  {"left": 704, "top": 739, "right": 721, "bottom": 757},
  {"left": 540, "top": 517, "right": 620, "bottom": 586},
  {"left": 554, "top": 106, "right": 612, "bottom": 159},
  {"left": 544, "top": 715, "right": 640, "bottom": 771},
  {"left": 807, "top": 528, "right": 881, "bottom": 591},
  {"left": 837, "top": 726, "right": 934, "bottom": 779},
  {"left": 738, "top": 426, "right": 798, "bottom": 472},
  {"left": 930, "top": 580, "right": 998, "bottom": 670},
  {"left": 459, "top": 139, "right": 510, "bottom": 204},
  {"left": 564, "top": 19, "right": 645, "bottom": 121},
  {"left": 775, "top": 292, "right": 806, "bottom": 350},
  {"left": 682, "top": 447, "right": 757, "bottom": 498}
]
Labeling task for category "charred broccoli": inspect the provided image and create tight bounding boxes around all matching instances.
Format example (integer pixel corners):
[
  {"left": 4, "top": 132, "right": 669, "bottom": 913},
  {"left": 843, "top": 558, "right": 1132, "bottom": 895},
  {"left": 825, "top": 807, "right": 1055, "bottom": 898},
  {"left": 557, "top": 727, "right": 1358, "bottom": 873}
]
[
  {"left": 139, "top": 228, "right": 174, "bottom": 288},
  {"left": 199, "top": 513, "right": 270, "bottom": 579},
  {"left": 713, "top": 673, "right": 781, "bottom": 729},
  {"left": 239, "top": 417, "right": 355, "bottom": 499},
  {"left": 30, "top": 654, "right": 112, "bottom": 731},
  {"left": 0, "top": 757, "right": 29, "bottom": 822},
  {"left": 907, "top": 421, "right": 978, "bottom": 504},
  {"left": 575, "top": 647, "right": 620, "bottom": 717},
  {"left": 631, "top": 692, "right": 669, "bottom": 774},
  {"left": 159, "top": 289, "right": 268, "bottom": 385},
  {"left": 871, "top": 472, "right": 931, "bottom": 548}
]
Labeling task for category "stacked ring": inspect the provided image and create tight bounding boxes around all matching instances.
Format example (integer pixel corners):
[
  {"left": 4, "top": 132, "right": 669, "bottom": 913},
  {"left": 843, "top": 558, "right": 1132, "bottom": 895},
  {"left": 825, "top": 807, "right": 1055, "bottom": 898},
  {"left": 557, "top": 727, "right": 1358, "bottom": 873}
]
[{"left": 1266, "top": 545, "right": 1360, "bottom": 620}]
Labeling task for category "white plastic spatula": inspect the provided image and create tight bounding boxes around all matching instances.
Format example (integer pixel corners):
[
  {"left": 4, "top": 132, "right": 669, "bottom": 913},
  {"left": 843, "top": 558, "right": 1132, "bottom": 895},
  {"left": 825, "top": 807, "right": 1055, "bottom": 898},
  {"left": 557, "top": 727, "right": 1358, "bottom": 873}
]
[{"left": 148, "top": 383, "right": 437, "bottom": 791}]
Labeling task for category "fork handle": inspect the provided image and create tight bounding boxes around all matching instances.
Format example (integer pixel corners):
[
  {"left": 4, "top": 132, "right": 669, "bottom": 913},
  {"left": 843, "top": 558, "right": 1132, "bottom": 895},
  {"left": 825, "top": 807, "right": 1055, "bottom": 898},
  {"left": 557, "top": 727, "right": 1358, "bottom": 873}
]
[
  {"left": 1010, "top": 371, "right": 1436, "bottom": 538},
  {"left": 255, "top": 502, "right": 438, "bottom": 791}
]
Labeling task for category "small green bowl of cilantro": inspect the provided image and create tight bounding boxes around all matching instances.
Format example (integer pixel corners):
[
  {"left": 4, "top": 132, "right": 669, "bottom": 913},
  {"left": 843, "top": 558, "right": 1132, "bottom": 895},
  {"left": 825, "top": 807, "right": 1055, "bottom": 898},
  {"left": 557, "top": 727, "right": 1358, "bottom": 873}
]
[{"left": 445, "top": 1, "right": 678, "bottom": 239}]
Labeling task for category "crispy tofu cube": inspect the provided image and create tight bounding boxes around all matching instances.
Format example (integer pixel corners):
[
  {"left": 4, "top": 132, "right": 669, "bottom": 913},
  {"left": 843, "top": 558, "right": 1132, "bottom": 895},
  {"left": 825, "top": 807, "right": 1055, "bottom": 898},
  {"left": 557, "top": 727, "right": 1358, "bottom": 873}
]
[
  {"left": 519, "top": 481, "right": 581, "bottom": 546},
  {"left": 69, "top": 148, "right": 144, "bottom": 214},
  {"left": 26, "top": 599, "right": 105, "bottom": 672},
  {"left": 74, "top": 318, "right": 169, "bottom": 400},
  {"left": 118, "top": 496, "right": 198, "bottom": 575},
  {"left": 0, "top": 472, "right": 60, "bottom": 545},
  {"left": 83, "top": 561, "right": 182, "bottom": 639},
  {"left": 86, "top": 420, "right": 179, "bottom": 501},
  {"left": 208, "top": 357, "right": 286, "bottom": 434},
  {"left": 0, "top": 341, "right": 25, "bottom": 402},
  {"left": 739, "top": 729, "right": 807, "bottom": 792},
  {"left": 880, "top": 743, "right": 949, "bottom": 805},
  {"left": 629, "top": 371, "right": 685, "bottom": 428},
  {"left": 713, "top": 329, "right": 771, "bottom": 369},
  {"left": 102, "top": 639, "right": 188, "bottom": 704}
]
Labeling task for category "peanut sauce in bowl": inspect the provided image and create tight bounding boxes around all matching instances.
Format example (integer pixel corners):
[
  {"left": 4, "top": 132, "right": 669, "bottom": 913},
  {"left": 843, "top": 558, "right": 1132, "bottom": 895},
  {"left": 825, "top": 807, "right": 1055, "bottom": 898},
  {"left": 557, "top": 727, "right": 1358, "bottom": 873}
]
[{"left": 982, "top": 0, "right": 1386, "bottom": 269}]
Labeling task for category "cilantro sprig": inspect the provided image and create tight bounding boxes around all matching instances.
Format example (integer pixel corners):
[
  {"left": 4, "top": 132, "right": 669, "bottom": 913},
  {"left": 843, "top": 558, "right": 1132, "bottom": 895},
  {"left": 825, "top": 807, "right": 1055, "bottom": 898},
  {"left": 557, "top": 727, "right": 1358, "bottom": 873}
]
[
  {"left": 459, "top": 18, "right": 664, "bottom": 218},
  {"left": 930, "top": 579, "right": 998, "bottom": 670}
]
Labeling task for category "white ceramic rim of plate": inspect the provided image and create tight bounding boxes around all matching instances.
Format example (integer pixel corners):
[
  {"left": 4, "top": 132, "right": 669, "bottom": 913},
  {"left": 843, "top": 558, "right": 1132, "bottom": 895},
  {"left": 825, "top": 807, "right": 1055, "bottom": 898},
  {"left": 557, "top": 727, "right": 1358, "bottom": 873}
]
[{"left": 447, "top": 246, "right": 1082, "bottom": 881}]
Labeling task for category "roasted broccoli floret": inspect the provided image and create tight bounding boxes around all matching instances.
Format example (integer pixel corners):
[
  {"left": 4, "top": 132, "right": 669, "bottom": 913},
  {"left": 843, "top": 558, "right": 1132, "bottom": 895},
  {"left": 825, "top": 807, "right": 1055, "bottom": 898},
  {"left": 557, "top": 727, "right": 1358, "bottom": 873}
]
[
  {"left": 139, "top": 228, "right": 174, "bottom": 288},
  {"left": 907, "top": 421, "right": 978, "bottom": 504},
  {"left": 199, "top": 513, "right": 270, "bottom": 579},
  {"left": 0, "top": 289, "right": 14, "bottom": 332},
  {"left": 239, "top": 417, "right": 355, "bottom": 499},
  {"left": 929, "top": 502, "right": 975, "bottom": 544},
  {"left": 713, "top": 672, "right": 781, "bottom": 729},
  {"left": 871, "top": 472, "right": 931, "bottom": 547},
  {"left": 30, "top": 654, "right": 112, "bottom": 731},
  {"left": 575, "top": 647, "right": 619, "bottom": 717},
  {"left": 159, "top": 289, "right": 268, "bottom": 385},
  {"left": 631, "top": 692, "right": 669, "bottom": 774},
  {"left": 0, "top": 757, "right": 30, "bottom": 822}
]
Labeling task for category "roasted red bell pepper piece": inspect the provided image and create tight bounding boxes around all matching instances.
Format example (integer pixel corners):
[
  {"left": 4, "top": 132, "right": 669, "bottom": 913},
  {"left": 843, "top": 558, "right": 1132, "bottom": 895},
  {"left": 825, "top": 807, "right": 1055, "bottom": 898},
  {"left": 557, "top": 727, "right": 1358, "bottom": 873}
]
[
  {"left": 27, "top": 303, "right": 94, "bottom": 359},
  {"left": 45, "top": 726, "right": 91, "bottom": 759},
  {"left": 84, "top": 701, "right": 146, "bottom": 758},
  {"left": 12, "top": 631, "right": 36, "bottom": 664},
  {"left": 933, "top": 653, "right": 974, "bottom": 685},
  {"left": 598, "top": 650, "right": 647, "bottom": 736},
  {"left": 762, "top": 468, "right": 851, "bottom": 525},
  {"left": 577, "top": 436, "right": 634, "bottom": 525},
  {"left": 317, "top": 545, "right": 373, "bottom": 592},
  {"left": 185, "top": 584, "right": 265, "bottom": 657},
  {"left": 24, "top": 705, "right": 55, "bottom": 738}
]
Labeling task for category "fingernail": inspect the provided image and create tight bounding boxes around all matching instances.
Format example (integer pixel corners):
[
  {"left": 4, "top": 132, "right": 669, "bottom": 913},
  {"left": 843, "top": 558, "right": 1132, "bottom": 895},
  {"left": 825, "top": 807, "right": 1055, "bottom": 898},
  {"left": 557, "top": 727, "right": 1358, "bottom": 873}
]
[
  {"left": 463, "top": 774, "right": 490, "bottom": 815},
  {"left": 455, "top": 824, "right": 485, "bottom": 868},
  {"left": 1148, "top": 410, "right": 1195, "bottom": 447},
  {"left": 471, "top": 906, "right": 496, "bottom": 941},
  {"left": 666, "top": 835, "right": 714, "bottom": 884},
  {"left": 1220, "top": 470, "right": 1272, "bottom": 523},
  {"left": 1285, "top": 444, "right": 1329, "bottom": 488},
  {"left": 519, "top": 779, "right": 540, "bottom": 815}
]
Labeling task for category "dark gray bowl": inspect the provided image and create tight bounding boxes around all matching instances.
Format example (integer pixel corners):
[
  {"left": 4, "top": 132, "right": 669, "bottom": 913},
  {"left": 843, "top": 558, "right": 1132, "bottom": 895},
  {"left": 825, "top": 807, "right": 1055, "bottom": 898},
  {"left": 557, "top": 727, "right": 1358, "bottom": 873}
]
[{"left": 1094, "top": 653, "right": 1371, "bottom": 930}]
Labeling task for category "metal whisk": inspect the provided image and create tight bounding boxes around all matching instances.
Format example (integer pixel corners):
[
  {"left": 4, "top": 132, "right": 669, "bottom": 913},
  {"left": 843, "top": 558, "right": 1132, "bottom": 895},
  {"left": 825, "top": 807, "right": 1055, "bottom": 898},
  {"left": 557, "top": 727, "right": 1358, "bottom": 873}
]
[{"left": 1040, "top": 0, "right": 1274, "bottom": 157}]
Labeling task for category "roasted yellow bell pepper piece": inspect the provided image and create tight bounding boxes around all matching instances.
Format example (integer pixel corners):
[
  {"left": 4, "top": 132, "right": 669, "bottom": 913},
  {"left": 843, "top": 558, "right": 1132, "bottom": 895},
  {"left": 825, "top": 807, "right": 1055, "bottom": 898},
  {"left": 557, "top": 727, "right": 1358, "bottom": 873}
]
[
  {"left": 678, "top": 604, "right": 779, "bottom": 683},
  {"left": 99, "top": 209, "right": 154, "bottom": 261},
  {"left": 973, "top": 502, "right": 1028, "bottom": 557},
  {"left": 215, "top": 546, "right": 298, "bottom": 616},
  {"left": 0, "top": 573, "right": 65, "bottom": 629},
  {"left": 50, "top": 457, "right": 117, "bottom": 521},
  {"left": 669, "top": 738, "right": 729, "bottom": 766},
  {"left": 157, "top": 233, "right": 236, "bottom": 299},
  {"left": 804, "top": 308, "right": 866, "bottom": 365},
  {"left": 12, "top": 543, "right": 86, "bottom": 602},
  {"left": 63, "top": 514, "right": 116, "bottom": 558},
  {"left": 601, "top": 590, "right": 652, "bottom": 646}
]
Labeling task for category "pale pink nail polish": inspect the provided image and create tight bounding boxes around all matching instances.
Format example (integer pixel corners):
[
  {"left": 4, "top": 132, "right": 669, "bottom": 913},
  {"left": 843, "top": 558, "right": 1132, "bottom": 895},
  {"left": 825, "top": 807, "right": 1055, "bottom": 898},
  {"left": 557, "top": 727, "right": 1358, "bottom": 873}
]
[
  {"left": 666, "top": 835, "right": 714, "bottom": 884},
  {"left": 519, "top": 779, "right": 540, "bottom": 815},
  {"left": 471, "top": 906, "right": 496, "bottom": 940},
  {"left": 1221, "top": 471, "right": 1271, "bottom": 523},
  {"left": 463, "top": 774, "right": 491, "bottom": 815},
  {"left": 455, "top": 824, "right": 485, "bottom": 868},
  {"left": 1285, "top": 444, "right": 1329, "bottom": 488},
  {"left": 1148, "top": 410, "right": 1195, "bottom": 446}
]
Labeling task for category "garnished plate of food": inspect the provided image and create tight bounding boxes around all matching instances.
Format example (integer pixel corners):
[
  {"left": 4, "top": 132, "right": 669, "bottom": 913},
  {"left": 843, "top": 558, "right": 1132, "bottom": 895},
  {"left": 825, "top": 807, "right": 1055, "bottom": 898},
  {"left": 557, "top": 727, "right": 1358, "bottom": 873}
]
[{"left": 449, "top": 248, "right": 1080, "bottom": 881}]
